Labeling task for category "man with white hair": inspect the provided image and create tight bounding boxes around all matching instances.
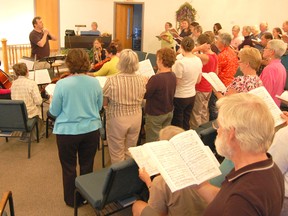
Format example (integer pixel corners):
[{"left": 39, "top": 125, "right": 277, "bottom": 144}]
[
  {"left": 197, "top": 93, "right": 284, "bottom": 215},
  {"left": 260, "top": 39, "right": 287, "bottom": 106},
  {"left": 136, "top": 93, "right": 284, "bottom": 216}
]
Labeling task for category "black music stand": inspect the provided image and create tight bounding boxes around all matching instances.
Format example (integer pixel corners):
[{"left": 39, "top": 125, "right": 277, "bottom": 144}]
[
  {"left": 39, "top": 56, "right": 66, "bottom": 68},
  {"left": 39, "top": 56, "right": 66, "bottom": 77}
]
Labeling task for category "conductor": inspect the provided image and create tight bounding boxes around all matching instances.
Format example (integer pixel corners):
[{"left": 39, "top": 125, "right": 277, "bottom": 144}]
[{"left": 29, "top": 16, "right": 57, "bottom": 61}]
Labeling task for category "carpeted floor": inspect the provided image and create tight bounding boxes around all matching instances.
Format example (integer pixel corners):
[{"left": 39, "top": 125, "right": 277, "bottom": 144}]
[{"left": 0, "top": 125, "right": 132, "bottom": 216}]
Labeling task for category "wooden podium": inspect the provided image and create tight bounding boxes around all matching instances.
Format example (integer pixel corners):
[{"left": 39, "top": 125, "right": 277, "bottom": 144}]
[{"left": 64, "top": 35, "right": 111, "bottom": 49}]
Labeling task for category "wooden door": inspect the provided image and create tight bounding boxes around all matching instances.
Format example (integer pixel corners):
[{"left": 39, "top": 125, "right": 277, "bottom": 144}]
[
  {"left": 115, "top": 4, "right": 134, "bottom": 49},
  {"left": 35, "top": 0, "right": 60, "bottom": 54}
]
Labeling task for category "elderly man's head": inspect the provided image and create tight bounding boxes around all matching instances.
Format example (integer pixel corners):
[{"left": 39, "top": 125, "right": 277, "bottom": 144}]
[
  {"left": 215, "top": 93, "right": 274, "bottom": 159},
  {"left": 263, "top": 39, "right": 287, "bottom": 59}
]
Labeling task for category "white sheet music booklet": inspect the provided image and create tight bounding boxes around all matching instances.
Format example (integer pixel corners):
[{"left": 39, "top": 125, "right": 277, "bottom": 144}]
[
  {"left": 249, "top": 86, "right": 286, "bottom": 127},
  {"left": 28, "top": 69, "right": 51, "bottom": 85},
  {"left": 129, "top": 130, "right": 221, "bottom": 193},
  {"left": 137, "top": 59, "right": 155, "bottom": 78}
]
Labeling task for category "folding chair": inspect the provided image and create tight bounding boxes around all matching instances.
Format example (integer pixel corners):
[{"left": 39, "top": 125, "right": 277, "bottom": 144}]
[
  {"left": 74, "top": 158, "right": 145, "bottom": 216},
  {"left": 0, "top": 100, "right": 39, "bottom": 158}
]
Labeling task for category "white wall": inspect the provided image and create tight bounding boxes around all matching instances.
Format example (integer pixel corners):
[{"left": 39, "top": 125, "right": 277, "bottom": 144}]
[
  {"left": 1, "top": 0, "right": 288, "bottom": 56},
  {"left": 59, "top": 0, "right": 288, "bottom": 53},
  {"left": 0, "top": 0, "right": 34, "bottom": 45}
]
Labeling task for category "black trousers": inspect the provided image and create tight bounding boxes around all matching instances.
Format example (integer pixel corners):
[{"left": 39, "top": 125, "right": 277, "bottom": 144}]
[
  {"left": 172, "top": 96, "right": 195, "bottom": 130},
  {"left": 56, "top": 130, "right": 99, "bottom": 207},
  {"left": 208, "top": 92, "right": 218, "bottom": 121}
]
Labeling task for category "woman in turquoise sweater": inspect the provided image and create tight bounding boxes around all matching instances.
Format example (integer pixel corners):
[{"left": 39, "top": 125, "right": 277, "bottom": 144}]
[{"left": 49, "top": 48, "right": 103, "bottom": 207}]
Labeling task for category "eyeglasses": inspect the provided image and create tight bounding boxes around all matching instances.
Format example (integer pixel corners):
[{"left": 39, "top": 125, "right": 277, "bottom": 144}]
[
  {"left": 212, "top": 120, "right": 219, "bottom": 130},
  {"left": 264, "top": 47, "right": 273, "bottom": 51}
]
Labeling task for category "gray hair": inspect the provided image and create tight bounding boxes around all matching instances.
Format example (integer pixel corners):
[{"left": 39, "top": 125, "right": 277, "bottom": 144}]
[
  {"left": 117, "top": 49, "right": 139, "bottom": 74},
  {"left": 217, "top": 93, "right": 274, "bottom": 154},
  {"left": 159, "top": 126, "right": 184, "bottom": 141},
  {"left": 268, "top": 39, "right": 287, "bottom": 58},
  {"left": 218, "top": 32, "right": 232, "bottom": 46}
]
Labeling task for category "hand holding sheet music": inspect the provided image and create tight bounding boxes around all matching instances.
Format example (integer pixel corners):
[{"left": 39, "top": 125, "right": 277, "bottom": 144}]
[{"left": 129, "top": 130, "right": 221, "bottom": 193}]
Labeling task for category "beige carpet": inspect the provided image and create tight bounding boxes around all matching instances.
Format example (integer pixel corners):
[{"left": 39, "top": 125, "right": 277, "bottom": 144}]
[{"left": 0, "top": 132, "right": 132, "bottom": 216}]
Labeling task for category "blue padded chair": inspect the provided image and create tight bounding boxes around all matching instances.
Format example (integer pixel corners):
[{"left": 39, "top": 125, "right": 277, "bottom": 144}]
[
  {"left": 196, "top": 121, "right": 217, "bottom": 153},
  {"left": 134, "top": 51, "right": 147, "bottom": 62},
  {"left": 0, "top": 100, "right": 39, "bottom": 159},
  {"left": 74, "top": 158, "right": 145, "bottom": 216},
  {"left": 210, "top": 159, "right": 234, "bottom": 187}
]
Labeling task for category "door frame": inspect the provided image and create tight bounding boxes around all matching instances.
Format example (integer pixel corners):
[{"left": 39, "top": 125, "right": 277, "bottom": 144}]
[{"left": 114, "top": 2, "right": 145, "bottom": 51}]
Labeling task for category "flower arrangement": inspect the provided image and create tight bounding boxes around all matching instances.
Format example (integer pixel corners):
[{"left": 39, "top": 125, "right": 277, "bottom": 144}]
[{"left": 176, "top": 2, "right": 197, "bottom": 28}]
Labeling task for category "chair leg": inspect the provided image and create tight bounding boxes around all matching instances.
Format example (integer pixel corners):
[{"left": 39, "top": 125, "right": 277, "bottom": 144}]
[
  {"left": 36, "top": 121, "right": 39, "bottom": 143},
  {"left": 74, "top": 190, "right": 79, "bottom": 216},
  {"left": 5, "top": 137, "right": 8, "bottom": 142},
  {"left": 46, "top": 118, "right": 49, "bottom": 138},
  {"left": 28, "top": 133, "right": 32, "bottom": 159},
  {"left": 102, "top": 139, "right": 105, "bottom": 168}
]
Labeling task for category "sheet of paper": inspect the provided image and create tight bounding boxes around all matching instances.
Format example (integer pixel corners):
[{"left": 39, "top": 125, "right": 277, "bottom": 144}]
[
  {"left": 45, "top": 83, "right": 56, "bottom": 96},
  {"left": 129, "top": 145, "right": 159, "bottom": 176},
  {"left": 170, "top": 130, "right": 221, "bottom": 184},
  {"left": 276, "top": 91, "right": 288, "bottom": 104},
  {"left": 19, "top": 58, "right": 34, "bottom": 71},
  {"left": 28, "top": 69, "right": 51, "bottom": 84},
  {"left": 202, "top": 72, "right": 226, "bottom": 93},
  {"left": 137, "top": 59, "right": 155, "bottom": 78},
  {"left": 144, "top": 141, "right": 196, "bottom": 193},
  {"left": 249, "top": 86, "right": 286, "bottom": 127},
  {"left": 95, "top": 76, "right": 107, "bottom": 88}
]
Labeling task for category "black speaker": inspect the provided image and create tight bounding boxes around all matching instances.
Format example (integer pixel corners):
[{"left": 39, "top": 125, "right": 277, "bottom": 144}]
[{"left": 65, "top": 29, "right": 75, "bottom": 36}]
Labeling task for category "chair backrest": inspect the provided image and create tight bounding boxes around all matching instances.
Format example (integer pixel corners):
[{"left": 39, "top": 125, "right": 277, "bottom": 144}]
[
  {"left": 0, "top": 100, "right": 29, "bottom": 132},
  {"left": 146, "top": 53, "right": 157, "bottom": 70},
  {"left": 100, "top": 158, "right": 145, "bottom": 209},
  {"left": 134, "top": 51, "right": 147, "bottom": 62},
  {"left": 196, "top": 121, "right": 217, "bottom": 152},
  {"left": 281, "top": 54, "right": 288, "bottom": 90}
]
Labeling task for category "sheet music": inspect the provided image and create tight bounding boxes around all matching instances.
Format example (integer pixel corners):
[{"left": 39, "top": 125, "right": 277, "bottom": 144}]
[
  {"left": 276, "top": 91, "right": 288, "bottom": 104},
  {"left": 129, "top": 145, "right": 159, "bottom": 176},
  {"left": 28, "top": 69, "right": 51, "bottom": 85},
  {"left": 202, "top": 72, "right": 226, "bottom": 93},
  {"left": 130, "top": 130, "right": 221, "bottom": 193},
  {"left": 95, "top": 76, "right": 107, "bottom": 88},
  {"left": 249, "top": 86, "right": 286, "bottom": 127},
  {"left": 19, "top": 58, "right": 34, "bottom": 71},
  {"left": 137, "top": 59, "right": 155, "bottom": 78},
  {"left": 144, "top": 141, "right": 196, "bottom": 193},
  {"left": 170, "top": 130, "right": 221, "bottom": 184},
  {"left": 45, "top": 83, "right": 56, "bottom": 96}
]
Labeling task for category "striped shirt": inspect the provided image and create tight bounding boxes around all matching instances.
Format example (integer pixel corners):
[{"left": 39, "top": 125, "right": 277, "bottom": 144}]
[
  {"left": 103, "top": 73, "right": 146, "bottom": 118},
  {"left": 11, "top": 76, "right": 42, "bottom": 118}
]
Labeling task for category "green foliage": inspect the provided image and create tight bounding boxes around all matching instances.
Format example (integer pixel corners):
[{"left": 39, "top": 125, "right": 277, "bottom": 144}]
[{"left": 176, "top": 2, "right": 197, "bottom": 24}]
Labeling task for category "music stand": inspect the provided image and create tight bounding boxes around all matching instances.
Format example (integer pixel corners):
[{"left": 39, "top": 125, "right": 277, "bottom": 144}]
[{"left": 39, "top": 56, "right": 66, "bottom": 68}]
